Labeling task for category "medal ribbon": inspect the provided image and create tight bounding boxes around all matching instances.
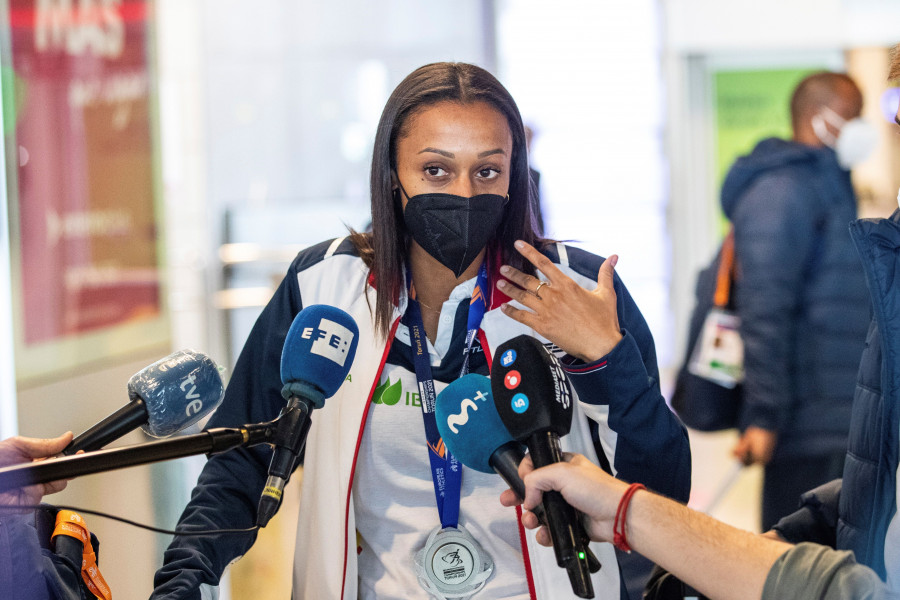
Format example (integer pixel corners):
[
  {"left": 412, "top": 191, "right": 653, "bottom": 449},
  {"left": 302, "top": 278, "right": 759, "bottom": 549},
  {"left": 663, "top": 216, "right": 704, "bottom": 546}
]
[{"left": 404, "top": 262, "right": 489, "bottom": 528}]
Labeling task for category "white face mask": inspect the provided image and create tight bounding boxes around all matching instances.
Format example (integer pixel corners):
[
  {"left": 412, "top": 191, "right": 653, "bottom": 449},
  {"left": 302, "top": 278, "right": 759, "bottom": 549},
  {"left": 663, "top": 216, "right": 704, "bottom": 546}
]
[{"left": 811, "top": 105, "right": 878, "bottom": 169}]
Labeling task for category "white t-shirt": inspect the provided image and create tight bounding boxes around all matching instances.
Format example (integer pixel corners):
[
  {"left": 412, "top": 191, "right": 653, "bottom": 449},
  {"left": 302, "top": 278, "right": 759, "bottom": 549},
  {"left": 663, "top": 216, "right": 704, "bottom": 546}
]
[{"left": 354, "top": 278, "right": 530, "bottom": 599}]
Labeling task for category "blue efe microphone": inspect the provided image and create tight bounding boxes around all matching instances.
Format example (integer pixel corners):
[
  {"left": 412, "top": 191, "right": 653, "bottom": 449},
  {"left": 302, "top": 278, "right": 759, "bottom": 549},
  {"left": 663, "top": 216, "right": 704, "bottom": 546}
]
[
  {"left": 257, "top": 304, "right": 359, "bottom": 526},
  {"left": 62, "top": 350, "right": 225, "bottom": 455},
  {"left": 435, "top": 374, "right": 601, "bottom": 575}
]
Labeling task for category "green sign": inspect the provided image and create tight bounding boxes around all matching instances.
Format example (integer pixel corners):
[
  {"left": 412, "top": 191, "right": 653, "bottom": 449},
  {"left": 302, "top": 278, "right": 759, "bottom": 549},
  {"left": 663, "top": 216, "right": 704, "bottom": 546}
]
[{"left": 714, "top": 67, "right": 822, "bottom": 191}]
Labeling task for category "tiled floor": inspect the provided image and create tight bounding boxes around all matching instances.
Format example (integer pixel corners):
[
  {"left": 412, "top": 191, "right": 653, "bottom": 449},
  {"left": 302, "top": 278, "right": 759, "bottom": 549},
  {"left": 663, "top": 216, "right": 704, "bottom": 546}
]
[{"left": 686, "top": 427, "right": 763, "bottom": 533}]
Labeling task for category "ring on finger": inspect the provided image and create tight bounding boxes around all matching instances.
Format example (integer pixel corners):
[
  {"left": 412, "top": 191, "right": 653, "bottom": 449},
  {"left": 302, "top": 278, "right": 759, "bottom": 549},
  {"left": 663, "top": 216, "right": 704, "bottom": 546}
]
[{"left": 533, "top": 281, "right": 550, "bottom": 300}]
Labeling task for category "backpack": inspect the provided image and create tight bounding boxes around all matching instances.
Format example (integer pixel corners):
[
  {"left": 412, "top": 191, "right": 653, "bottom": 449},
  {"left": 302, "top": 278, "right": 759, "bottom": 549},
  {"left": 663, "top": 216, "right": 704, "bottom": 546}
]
[{"left": 670, "top": 230, "right": 744, "bottom": 431}]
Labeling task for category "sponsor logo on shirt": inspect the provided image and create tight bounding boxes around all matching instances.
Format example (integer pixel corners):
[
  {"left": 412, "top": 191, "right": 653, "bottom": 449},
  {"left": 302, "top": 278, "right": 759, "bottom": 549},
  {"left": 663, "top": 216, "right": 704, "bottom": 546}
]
[{"left": 371, "top": 377, "right": 422, "bottom": 407}]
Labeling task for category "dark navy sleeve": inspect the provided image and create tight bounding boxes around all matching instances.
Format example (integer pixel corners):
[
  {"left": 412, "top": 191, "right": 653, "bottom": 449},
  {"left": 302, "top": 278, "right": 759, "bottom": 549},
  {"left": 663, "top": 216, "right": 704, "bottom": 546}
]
[
  {"left": 562, "top": 271, "right": 692, "bottom": 503},
  {"left": 731, "top": 173, "right": 818, "bottom": 431},
  {"left": 772, "top": 479, "right": 841, "bottom": 547},
  {"left": 151, "top": 262, "right": 304, "bottom": 599},
  {"left": 0, "top": 512, "right": 49, "bottom": 600}
]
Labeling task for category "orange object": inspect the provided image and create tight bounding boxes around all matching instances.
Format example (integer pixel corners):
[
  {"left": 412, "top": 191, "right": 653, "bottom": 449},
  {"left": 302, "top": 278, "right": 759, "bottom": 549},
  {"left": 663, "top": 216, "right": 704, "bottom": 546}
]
[
  {"left": 713, "top": 229, "right": 737, "bottom": 308},
  {"left": 51, "top": 510, "right": 112, "bottom": 600}
]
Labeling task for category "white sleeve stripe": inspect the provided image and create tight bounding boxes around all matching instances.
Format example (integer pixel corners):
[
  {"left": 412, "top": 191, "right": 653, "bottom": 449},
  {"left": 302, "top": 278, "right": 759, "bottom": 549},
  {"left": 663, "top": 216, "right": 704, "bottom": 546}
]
[
  {"left": 556, "top": 242, "right": 569, "bottom": 267},
  {"left": 325, "top": 237, "right": 346, "bottom": 259}
]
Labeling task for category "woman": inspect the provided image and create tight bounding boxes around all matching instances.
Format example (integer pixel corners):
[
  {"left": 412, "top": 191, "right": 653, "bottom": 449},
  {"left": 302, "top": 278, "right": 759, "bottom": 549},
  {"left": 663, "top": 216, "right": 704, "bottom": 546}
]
[{"left": 151, "top": 62, "right": 690, "bottom": 600}]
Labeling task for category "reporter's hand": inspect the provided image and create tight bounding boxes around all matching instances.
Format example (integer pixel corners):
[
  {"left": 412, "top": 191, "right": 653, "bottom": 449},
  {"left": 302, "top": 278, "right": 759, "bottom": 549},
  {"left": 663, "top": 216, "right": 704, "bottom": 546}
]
[
  {"left": 0, "top": 432, "right": 73, "bottom": 508},
  {"left": 732, "top": 426, "right": 777, "bottom": 466},
  {"left": 497, "top": 241, "right": 623, "bottom": 363},
  {"left": 500, "top": 452, "right": 629, "bottom": 547}
]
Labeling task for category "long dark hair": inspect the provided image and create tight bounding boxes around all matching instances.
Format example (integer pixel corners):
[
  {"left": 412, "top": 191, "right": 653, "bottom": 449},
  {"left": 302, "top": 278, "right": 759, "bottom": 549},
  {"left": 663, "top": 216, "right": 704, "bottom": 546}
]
[{"left": 349, "top": 62, "right": 543, "bottom": 339}]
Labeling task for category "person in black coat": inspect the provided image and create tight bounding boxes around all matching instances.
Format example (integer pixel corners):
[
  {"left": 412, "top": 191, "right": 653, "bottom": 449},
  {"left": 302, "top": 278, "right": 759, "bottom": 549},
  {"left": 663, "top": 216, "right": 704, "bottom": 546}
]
[{"left": 721, "top": 71, "right": 874, "bottom": 529}]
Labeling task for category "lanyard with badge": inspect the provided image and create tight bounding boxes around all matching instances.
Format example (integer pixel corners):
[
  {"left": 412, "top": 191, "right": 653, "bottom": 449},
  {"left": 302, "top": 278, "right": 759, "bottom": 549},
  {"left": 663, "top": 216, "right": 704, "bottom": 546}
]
[{"left": 406, "top": 262, "right": 495, "bottom": 600}]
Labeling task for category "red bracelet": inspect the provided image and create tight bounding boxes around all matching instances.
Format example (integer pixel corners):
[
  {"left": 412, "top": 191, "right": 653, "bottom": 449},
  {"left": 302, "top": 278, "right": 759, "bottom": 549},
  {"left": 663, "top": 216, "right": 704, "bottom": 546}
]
[{"left": 613, "top": 483, "right": 646, "bottom": 552}]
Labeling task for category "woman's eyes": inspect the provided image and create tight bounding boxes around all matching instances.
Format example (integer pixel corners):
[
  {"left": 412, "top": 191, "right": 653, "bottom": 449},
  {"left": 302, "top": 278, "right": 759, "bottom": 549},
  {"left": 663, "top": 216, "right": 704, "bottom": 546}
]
[
  {"left": 422, "top": 165, "right": 502, "bottom": 180},
  {"left": 477, "top": 167, "right": 501, "bottom": 180}
]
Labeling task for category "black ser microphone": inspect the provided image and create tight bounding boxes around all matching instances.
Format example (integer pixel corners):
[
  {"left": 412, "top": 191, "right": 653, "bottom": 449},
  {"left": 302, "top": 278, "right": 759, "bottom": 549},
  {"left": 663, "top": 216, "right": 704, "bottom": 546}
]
[{"left": 491, "top": 335, "right": 594, "bottom": 599}]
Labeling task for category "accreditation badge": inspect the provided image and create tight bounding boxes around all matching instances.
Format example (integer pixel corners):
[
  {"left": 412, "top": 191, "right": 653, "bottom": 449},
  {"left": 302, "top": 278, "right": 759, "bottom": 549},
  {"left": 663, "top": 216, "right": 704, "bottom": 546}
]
[{"left": 414, "top": 525, "right": 494, "bottom": 599}]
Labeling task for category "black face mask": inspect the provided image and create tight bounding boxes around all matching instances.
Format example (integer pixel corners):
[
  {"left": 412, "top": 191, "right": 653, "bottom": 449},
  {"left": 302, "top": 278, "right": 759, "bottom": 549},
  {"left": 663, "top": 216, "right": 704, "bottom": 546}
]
[{"left": 397, "top": 182, "right": 508, "bottom": 278}]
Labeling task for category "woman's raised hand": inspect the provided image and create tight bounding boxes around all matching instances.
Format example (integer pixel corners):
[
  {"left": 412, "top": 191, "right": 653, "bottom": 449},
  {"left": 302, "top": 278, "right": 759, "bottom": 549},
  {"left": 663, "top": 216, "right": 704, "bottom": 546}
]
[{"left": 497, "top": 240, "right": 623, "bottom": 363}]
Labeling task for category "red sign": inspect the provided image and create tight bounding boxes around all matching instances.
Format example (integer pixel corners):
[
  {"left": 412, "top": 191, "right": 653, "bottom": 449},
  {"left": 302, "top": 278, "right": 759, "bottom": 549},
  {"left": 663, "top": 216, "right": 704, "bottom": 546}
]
[{"left": 8, "top": 0, "right": 160, "bottom": 345}]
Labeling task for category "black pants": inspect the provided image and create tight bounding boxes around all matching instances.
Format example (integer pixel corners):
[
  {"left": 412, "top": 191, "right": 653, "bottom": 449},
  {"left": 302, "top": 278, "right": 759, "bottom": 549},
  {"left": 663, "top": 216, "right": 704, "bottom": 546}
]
[{"left": 761, "top": 452, "right": 846, "bottom": 531}]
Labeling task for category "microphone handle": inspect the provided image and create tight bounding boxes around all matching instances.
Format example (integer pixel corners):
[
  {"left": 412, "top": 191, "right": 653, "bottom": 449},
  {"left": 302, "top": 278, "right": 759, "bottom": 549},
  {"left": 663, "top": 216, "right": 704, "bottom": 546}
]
[
  {"left": 62, "top": 399, "right": 148, "bottom": 455},
  {"left": 527, "top": 431, "right": 595, "bottom": 599},
  {"left": 489, "top": 443, "right": 601, "bottom": 574},
  {"left": 269, "top": 396, "right": 313, "bottom": 479},
  {"left": 257, "top": 396, "right": 313, "bottom": 527},
  {"left": 489, "top": 443, "right": 528, "bottom": 499},
  {"left": 0, "top": 422, "right": 276, "bottom": 494}
]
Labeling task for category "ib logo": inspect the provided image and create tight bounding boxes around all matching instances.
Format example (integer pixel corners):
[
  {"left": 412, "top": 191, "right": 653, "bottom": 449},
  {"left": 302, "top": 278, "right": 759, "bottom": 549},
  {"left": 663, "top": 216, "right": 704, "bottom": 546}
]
[
  {"left": 302, "top": 318, "right": 355, "bottom": 367},
  {"left": 500, "top": 349, "right": 517, "bottom": 368}
]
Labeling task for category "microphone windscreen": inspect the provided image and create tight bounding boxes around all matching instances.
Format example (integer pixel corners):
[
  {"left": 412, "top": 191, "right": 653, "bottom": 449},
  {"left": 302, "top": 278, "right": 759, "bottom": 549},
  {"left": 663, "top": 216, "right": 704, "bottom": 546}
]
[
  {"left": 129, "top": 349, "right": 225, "bottom": 438},
  {"left": 435, "top": 374, "right": 515, "bottom": 473},
  {"left": 490, "top": 335, "right": 574, "bottom": 440},
  {"left": 280, "top": 305, "right": 359, "bottom": 404}
]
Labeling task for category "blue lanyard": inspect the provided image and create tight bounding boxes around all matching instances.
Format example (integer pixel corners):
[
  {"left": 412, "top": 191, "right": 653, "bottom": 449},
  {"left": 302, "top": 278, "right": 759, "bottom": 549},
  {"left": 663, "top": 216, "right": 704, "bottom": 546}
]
[{"left": 404, "top": 262, "right": 489, "bottom": 528}]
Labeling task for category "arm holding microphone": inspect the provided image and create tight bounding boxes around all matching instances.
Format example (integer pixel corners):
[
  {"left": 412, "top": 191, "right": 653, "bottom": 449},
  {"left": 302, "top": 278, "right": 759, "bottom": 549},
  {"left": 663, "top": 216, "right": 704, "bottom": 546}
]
[
  {"left": 0, "top": 432, "right": 74, "bottom": 507},
  {"left": 434, "top": 374, "right": 601, "bottom": 577},
  {"left": 0, "top": 432, "right": 75, "bottom": 599},
  {"left": 504, "top": 454, "right": 888, "bottom": 600}
]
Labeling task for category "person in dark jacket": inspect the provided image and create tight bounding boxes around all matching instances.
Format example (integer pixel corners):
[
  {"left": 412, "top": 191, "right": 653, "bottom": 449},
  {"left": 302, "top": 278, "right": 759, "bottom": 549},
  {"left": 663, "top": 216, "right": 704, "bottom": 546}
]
[
  {"left": 0, "top": 432, "right": 76, "bottom": 600},
  {"left": 750, "top": 44, "right": 900, "bottom": 598},
  {"left": 722, "top": 71, "right": 875, "bottom": 530},
  {"left": 772, "top": 210, "right": 900, "bottom": 590}
]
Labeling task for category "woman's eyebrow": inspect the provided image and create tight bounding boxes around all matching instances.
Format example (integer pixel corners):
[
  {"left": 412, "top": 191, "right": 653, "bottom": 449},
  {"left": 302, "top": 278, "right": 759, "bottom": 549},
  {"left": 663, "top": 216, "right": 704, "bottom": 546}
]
[
  {"left": 418, "top": 147, "right": 454, "bottom": 158},
  {"left": 416, "top": 148, "right": 508, "bottom": 158}
]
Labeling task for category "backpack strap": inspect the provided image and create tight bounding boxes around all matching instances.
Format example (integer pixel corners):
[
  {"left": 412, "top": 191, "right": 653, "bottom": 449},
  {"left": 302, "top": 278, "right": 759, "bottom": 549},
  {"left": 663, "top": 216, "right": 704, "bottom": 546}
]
[{"left": 713, "top": 229, "right": 736, "bottom": 308}]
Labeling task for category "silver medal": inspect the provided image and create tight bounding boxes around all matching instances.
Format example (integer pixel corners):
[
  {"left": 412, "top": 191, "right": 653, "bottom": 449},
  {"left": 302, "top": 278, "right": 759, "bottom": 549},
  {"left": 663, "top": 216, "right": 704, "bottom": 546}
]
[{"left": 414, "top": 525, "right": 494, "bottom": 599}]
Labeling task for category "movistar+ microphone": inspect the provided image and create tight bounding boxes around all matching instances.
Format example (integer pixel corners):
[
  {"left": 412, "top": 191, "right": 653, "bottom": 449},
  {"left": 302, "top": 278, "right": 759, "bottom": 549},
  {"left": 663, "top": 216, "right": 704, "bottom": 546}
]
[
  {"left": 256, "top": 304, "right": 359, "bottom": 527},
  {"left": 490, "top": 335, "right": 595, "bottom": 599},
  {"left": 434, "top": 374, "right": 601, "bottom": 576},
  {"left": 62, "top": 349, "right": 225, "bottom": 455}
]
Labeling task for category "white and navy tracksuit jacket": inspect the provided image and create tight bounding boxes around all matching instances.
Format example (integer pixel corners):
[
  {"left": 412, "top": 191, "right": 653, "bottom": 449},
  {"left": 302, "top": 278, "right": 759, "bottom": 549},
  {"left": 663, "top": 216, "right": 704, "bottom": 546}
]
[{"left": 151, "top": 237, "right": 691, "bottom": 600}]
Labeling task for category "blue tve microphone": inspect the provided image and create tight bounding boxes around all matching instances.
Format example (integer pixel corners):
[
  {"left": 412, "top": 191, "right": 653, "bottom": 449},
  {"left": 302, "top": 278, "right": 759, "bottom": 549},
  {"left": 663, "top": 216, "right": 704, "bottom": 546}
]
[
  {"left": 435, "top": 374, "right": 600, "bottom": 574},
  {"left": 257, "top": 304, "right": 359, "bottom": 526},
  {"left": 62, "top": 350, "right": 225, "bottom": 455}
]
